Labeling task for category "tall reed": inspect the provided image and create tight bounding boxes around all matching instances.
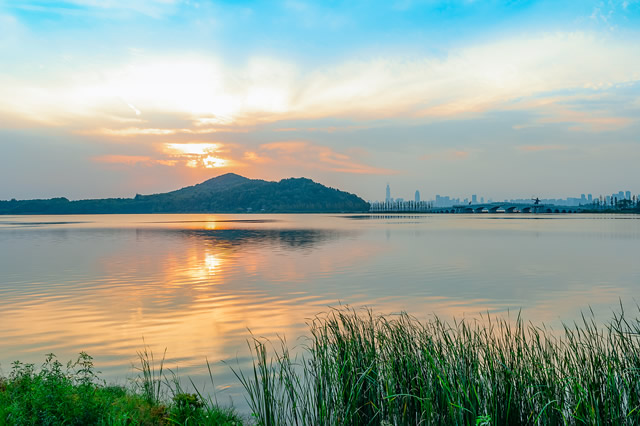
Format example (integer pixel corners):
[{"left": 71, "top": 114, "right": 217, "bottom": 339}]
[{"left": 236, "top": 306, "right": 640, "bottom": 425}]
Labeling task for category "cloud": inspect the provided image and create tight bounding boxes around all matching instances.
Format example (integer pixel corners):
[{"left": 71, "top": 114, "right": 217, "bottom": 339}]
[
  {"left": 126, "top": 102, "right": 141, "bottom": 116},
  {"left": 254, "top": 141, "right": 396, "bottom": 175},
  {"left": 89, "top": 139, "right": 392, "bottom": 176},
  {"left": 164, "top": 142, "right": 222, "bottom": 156},
  {"left": 540, "top": 110, "right": 633, "bottom": 132},
  {"left": 163, "top": 142, "right": 234, "bottom": 169},
  {"left": 93, "top": 127, "right": 179, "bottom": 136},
  {"left": 291, "top": 32, "right": 640, "bottom": 122},
  {"left": 243, "top": 151, "right": 271, "bottom": 164},
  {"left": 2, "top": 31, "right": 639, "bottom": 133},
  {"left": 4, "top": 0, "right": 182, "bottom": 18},
  {"left": 79, "top": 126, "right": 245, "bottom": 137},
  {"left": 92, "top": 142, "right": 233, "bottom": 170},
  {"left": 261, "top": 141, "right": 308, "bottom": 153},
  {"left": 511, "top": 99, "right": 635, "bottom": 132}
]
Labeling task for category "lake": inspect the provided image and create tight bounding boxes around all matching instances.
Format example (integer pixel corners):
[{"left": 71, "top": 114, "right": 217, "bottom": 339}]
[{"left": 1, "top": 213, "right": 639, "bottom": 408}]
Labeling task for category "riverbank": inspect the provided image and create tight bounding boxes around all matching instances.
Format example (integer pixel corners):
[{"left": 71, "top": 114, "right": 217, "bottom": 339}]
[{"left": 2, "top": 307, "right": 640, "bottom": 425}]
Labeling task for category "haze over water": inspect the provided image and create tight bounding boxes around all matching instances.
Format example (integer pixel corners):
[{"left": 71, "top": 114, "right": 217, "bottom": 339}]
[{"left": 1, "top": 213, "right": 639, "bottom": 406}]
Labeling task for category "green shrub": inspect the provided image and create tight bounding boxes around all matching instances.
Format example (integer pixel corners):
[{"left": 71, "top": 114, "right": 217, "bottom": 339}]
[{"left": 0, "top": 351, "right": 241, "bottom": 426}]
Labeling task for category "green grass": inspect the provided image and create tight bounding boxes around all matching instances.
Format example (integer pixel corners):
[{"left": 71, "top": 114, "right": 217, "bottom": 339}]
[
  {"left": 4, "top": 306, "right": 640, "bottom": 425},
  {"left": 234, "top": 306, "right": 640, "bottom": 425},
  {"left": 0, "top": 350, "right": 241, "bottom": 425}
]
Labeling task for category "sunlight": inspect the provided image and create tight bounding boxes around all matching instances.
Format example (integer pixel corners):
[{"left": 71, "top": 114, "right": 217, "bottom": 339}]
[
  {"left": 203, "top": 156, "right": 228, "bottom": 168},
  {"left": 204, "top": 253, "right": 221, "bottom": 275},
  {"left": 164, "top": 143, "right": 221, "bottom": 156},
  {"left": 107, "top": 58, "right": 242, "bottom": 119},
  {"left": 164, "top": 142, "right": 230, "bottom": 169}
]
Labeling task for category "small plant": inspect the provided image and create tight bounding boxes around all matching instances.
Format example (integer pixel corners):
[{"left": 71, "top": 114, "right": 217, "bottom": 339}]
[
  {"left": 476, "top": 414, "right": 491, "bottom": 425},
  {"left": 135, "top": 345, "right": 167, "bottom": 406},
  {"left": 170, "top": 392, "right": 204, "bottom": 423}
]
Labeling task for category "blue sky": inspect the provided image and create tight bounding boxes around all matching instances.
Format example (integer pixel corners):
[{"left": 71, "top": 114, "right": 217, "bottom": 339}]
[{"left": 1, "top": 0, "right": 639, "bottom": 201}]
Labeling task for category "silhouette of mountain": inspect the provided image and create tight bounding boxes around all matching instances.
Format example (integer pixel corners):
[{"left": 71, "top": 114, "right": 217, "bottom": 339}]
[{"left": 0, "top": 174, "right": 370, "bottom": 214}]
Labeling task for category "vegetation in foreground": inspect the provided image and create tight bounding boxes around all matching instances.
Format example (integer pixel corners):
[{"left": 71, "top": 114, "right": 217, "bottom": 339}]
[
  {"left": 3, "top": 307, "right": 640, "bottom": 425},
  {"left": 0, "top": 349, "right": 241, "bottom": 425},
  {"left": 235, "top": 307, "right": 640, "bottom": 425}
]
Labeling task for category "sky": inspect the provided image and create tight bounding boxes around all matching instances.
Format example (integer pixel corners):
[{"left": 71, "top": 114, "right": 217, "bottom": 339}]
[{"left": 1, "top": 0, "right": 639, "bottom": 202}]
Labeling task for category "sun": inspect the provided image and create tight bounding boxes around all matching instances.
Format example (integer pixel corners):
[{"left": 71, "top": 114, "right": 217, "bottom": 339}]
[
  {"left": 203, "top": 156, "right": 228, "bottom": 168},
  {"left": 164, "top": 143, "right": 221, "bottom": 156},
  {"left": 163, "top": 142, "right": 230, "bottom": 168}
]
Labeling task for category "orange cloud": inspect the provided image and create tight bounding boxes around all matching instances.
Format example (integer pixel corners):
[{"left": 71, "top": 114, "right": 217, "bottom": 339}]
[
  {"left": 251, "top": 141, "right": 396, "bottom": 175},
  {"left": 92, "top": 142, "right": 235, "bottom": 171},
  {"left": 163, "top": 142, "right": 234, "bottom": 169},
  {"left": 261, "top": 141, "right": 308, "bottom": 153},
  {"left": 539, "top": 109, "right": 632, "bottom": 132},
  {"left": 243, "top": 151, "right": 271, "bottom": 164},
  {"left": 93, "top": 140, "right": 391, "bottom": 176}
]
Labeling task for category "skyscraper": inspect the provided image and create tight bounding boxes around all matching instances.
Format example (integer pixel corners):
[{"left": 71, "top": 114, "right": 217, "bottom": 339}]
[
  {"left": 385, "top": 184, "right": 391, "bottom": 203},
  {"left": 415, "top": 190, "right": 420, "bottom": 202},
  {"left": 472, "top": 194, "right": 477, "bottom": 204}
]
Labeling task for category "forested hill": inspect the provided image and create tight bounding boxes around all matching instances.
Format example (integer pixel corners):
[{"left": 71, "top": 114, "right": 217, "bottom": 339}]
[{"left": 0, "top": 173, "right": 370, "bottom": 214}]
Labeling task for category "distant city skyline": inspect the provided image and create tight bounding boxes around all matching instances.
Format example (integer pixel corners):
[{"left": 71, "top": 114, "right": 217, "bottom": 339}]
[
  {"left": 377, "top": 184, "right": 639, "bottom": 207},
  {"left": 1, "top": 1, "right": 639, "bottom": 200}
]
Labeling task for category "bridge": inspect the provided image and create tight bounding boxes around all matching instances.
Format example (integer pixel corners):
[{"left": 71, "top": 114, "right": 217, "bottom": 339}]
[
  {"left": 430, "top": 202, "right": 587, "bottom": 214},
  {"left": 369, "top": 200, "right": 591, "bottom": 214}
]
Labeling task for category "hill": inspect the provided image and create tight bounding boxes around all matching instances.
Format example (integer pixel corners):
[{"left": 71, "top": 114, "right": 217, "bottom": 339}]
[{"left": 0, "top": 174, "right": 370, "bottom": 214}]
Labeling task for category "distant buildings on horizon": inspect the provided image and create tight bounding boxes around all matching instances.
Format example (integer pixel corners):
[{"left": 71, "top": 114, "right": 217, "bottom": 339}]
[{"left": 372, "top": 185, "right": 638, "bottom": 208}]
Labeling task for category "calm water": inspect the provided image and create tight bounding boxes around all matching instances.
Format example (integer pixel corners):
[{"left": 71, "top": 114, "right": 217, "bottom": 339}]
[{"left": 1, "top": 213, "right": 640, "bottom": 407}]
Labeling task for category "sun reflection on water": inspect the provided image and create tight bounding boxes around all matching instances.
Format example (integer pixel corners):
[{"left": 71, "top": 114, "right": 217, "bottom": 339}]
[{"left": 1, "top": 214, "right": 639, "bottom": 411}]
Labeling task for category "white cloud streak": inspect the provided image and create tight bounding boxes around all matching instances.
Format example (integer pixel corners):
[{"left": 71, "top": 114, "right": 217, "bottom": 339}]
[
  {"left": 1, "top": 32, "right": 639, "bottom": 128},
  {"left": 2, "top": 0, "right": 182, "bottom": 18}
]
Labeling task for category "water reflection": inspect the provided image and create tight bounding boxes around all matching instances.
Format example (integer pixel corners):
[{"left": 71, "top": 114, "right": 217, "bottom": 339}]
[
  {"left": 0, "top": 214, "right": 639, "bottom": 409},
  {"left": 183, "top": 228, "right": 345, "bottom": 248},
  {"left": 0, "top": 222, "right": 371, "bottom": 405}
]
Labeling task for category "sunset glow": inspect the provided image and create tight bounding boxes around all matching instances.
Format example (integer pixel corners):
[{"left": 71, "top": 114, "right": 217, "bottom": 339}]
[
  {"left": 203, "top": 156, "right": 228, "bottom": 169},
  {"left": 165, "top": 143, "right": 222, "bottom": 156},
  {"left": 162, "top": 142, "right": 230, "bottom": 169},
  {"left": 3, "top": 3, "right": 640, "bottom": 421},
  {"left": 1, "top": 1, "right": 639, "bottom": 200}
]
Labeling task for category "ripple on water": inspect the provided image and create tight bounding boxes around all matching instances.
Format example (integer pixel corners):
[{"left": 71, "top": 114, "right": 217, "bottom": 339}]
[{"left": 1, "top": 213, "right": 639, "bottom": 412}]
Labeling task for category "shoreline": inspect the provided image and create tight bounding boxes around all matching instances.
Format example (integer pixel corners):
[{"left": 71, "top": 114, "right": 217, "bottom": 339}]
[{"left": 3, "top": 307, "right": 640, "bottom": 425}]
